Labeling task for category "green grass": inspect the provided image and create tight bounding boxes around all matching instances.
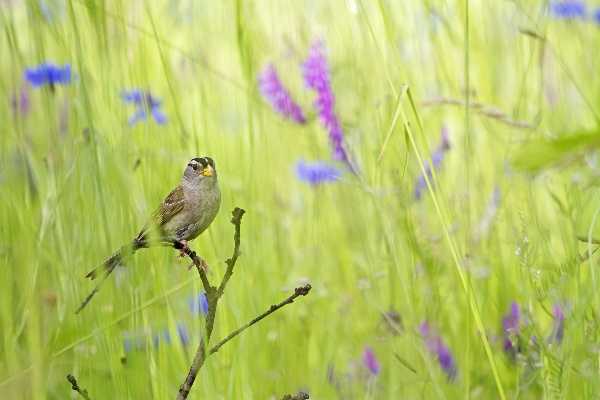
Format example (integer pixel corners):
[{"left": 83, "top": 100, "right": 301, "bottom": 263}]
[{"left": 2, "top": 0, "right": 600, "bottom": 398}]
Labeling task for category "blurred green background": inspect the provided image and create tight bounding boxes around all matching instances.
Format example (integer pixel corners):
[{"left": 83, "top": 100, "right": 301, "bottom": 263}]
[{"left": 2, "top": 0, "right": 600, "bottom": 398}]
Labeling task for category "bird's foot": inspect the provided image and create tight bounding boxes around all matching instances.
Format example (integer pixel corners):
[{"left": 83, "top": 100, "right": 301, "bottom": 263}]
[{"left": 177, "top": 240, "right": 189, "bottom": 257}]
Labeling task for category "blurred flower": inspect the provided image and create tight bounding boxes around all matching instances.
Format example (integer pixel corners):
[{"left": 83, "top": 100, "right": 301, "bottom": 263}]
[
  {"left": 549, "top": 1, "right": 586, "bottom": 19},
  {"left": 10, "top": 86, "right": 30, "bottom": 117},
  {"left": 419, "top": 322, "right": 457, "bottom": 381},
  {"left": 362, "top": 346, "right": 380, "bottom": 375},
  {"left": 594, "top": 8, "right": 600, "bottom": 24},
  {"left": 121, "top": 89, "right": 167, "bottom": 126},
  {"left": 122, "top": 331, "right": 145, "bottom": 353},
  {"left": 296, "top": 160, "right": 341, "bottom": 185},
  {"left": 502, "top": 302, "right": 521, "bottom": 359},
  {"left": 188, "top": 292, "right": 209, "bottom": 315},
  {"left": 550, "top": 304, "right": 565, "bottom": 344},
  {"left": 302, "top": 40, "right": 354, "bottom": 171},
  {"left": 24, "top": 62, "right": 71, "bottom": 87},
  {"left": 414, "top": 125, "right": 451, "bottom": 200},
  {"left": 177, "top": 322, "right": 190, "bottom": 346},
  {"left": 258, "top": 64, "right": 306, "bottom": 124}
]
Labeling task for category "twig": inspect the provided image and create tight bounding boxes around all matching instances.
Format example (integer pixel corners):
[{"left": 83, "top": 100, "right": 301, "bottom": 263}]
[
  {"left": 176, "top": 207, "right": 245, "bottom": 400},
  {"left": 66, "top": 374, "right": 91, "bottom": 400},
  {"left": 209, "top": 284, "right": 312, "bottom": 356},
  {"left": 281, "top": 391, "right": 310, "bottom": 400}
]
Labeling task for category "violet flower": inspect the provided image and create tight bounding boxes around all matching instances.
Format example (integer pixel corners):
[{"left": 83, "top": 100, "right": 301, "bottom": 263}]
[
  {"left": 258, "top": 64, "right": 306, "bottom": 124},
  {"left": 296, "top": 160, "right": 341, "bottom": 185},
  {"left": 10, "top": 86, "right": 30, "bottom": 117},
  {"left": 302, "top": 41, "right": 354, "bottom": 172},
  {"left": 362, "top": 346, "right": 380, "bottom": 376},
  {"left": 419, "top": 322, "right": 457, "bottom": 381},
  {"left": 121, "top": 89, "right": 167, "bottom": 126},
  {"left": 188, "top": 292, "right": 209, "bottom": 315},
  {"left": 549, "top": 1, "right": 587, "bottom": 19},
  {"left": 414, "top": 126, "right": 451, "bottom": 200},
  {"left": 502, "top": 302, "right": 521, "bottom": 359},
  {"left": 550, "top": 304, "right": 565, "bottom": 344}
]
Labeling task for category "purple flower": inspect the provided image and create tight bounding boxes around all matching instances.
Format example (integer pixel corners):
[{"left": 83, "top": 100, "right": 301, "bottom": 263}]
[
  {"left": 10, "top": 86, "right": 30, "bottom": 117},
  {"left": 550, "top": 304, "right": 565, "bottom": 344},
  {"left": 24, "top": 63, "right": 71, "bottom": 87},
  {"left": 550, "top": 1, "right": 587, "bottom": 19},
  {"left": 414, "top": 126, "right": 451, "bottom": 200},
  {"left": 594, "top": 8, "right": 600, "bottom": 24},
  {"left": 502, "top": 302, "right": 521, "bottom": 359},
  {"left": 121, "top": 89, "right": 167, "bottom": 126},
  {"left": 362, "top": 346, "right": 380, "bottom": 376},
  {"left": 188, "top": 292, "right": 209, "bottom": 315},
  {"left": 258, "top": 64, "right": 306, "bottom": 124},
  {"left": 296, "top": 160, "right": 341, "bottom": 185},
  {"left": 302, "top": 41, "right": 354, "bottom": 172},
  {"left": 177, "top": 322, "right": 190, "bottom": 346},
  {"left": 419, "top": 322, "right": 457, "bottom": 381}
]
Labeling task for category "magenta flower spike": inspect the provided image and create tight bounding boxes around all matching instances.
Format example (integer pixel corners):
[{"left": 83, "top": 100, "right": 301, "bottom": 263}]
[
  {"left": 302, "top": 41, "right": 355, "bottom": 172},
  {"left": 258, "top": 64, "right": 306, "bottom": 124}
]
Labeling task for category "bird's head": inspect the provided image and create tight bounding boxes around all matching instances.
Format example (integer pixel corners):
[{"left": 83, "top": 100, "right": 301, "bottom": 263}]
[{"left": 183, "top": 157, "right": 217, "bottom": 184}]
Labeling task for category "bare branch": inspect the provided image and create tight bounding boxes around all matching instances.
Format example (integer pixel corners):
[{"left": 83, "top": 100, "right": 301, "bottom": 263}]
[
  {"left": 66, "top": 374, "right": 91, "bottom": 400},
  {"left": 209, "top": 284, "right": 312, "bottom": 356}
]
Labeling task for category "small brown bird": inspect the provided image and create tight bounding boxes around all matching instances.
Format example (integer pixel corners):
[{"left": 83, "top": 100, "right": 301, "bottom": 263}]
[{"left": 76, "top": 157, "right": 221, "bottom": 313}]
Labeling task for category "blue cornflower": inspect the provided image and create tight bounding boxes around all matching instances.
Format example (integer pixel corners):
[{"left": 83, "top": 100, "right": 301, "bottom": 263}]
[
  {"left": 121, "top": 89, "right": 167, "bottom": 126},
  {"left": 24, "top": 63, "right": 71, "bottom": 88},
  {"left": 177, "top": 322, "right": 190, "bottom": 346},
  {"left": 296, "top": 160, "right": 342, "bottom": 185},
  {"left": 188, "top": 292, "right": 209, "bottom": 315},
  {"left": 549, "top": 1, "right": 587, "bottom": 19},
  {"left": 593, "top": 8, "right": 600, "bottom": 24}
]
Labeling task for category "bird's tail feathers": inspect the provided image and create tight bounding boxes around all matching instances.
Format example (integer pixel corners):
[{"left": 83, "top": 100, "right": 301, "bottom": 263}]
[{"left": 76, "top": 241, "right": 144, "bottom": 314}]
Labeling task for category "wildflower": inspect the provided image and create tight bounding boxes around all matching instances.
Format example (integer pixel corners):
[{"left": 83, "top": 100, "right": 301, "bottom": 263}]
[
  {"left": 302, "top": 41, "right": 353, "bottom": 171},
  {"left": 502, "top": 302, "right": 521, "bottom": 359},
  {"left": 24, "top": 62, "right": 71, "bottom": 88},
  {"left": 594, "top": 8, "right": 600, "bottom": 24},
  {"left": 258, "top": 64, "right": 306, "bottom": 124},
  {"left": 296, "top": 160, "right": 341, "bottom": 185},
  {"left": 188, "top": 292, "right": 209, "bottom": 315},
  {"left": 177, "top": 322, "right": 190, "bottom": 346},
  {"left": 549, "top": 1, "right": 586, "bottom": 19},
  {"left": 10, "top": 86, "right": 30, "bottom": 117},
  {"left": 549, "top": 304, "right": 565, "bottom": 344},
  {"left": 362, "top": 346, "right": 380, "bottom": 376},
  {"left": 122, "top": 332, "right": 145, "bottom": 353},
  {"left": 419, "top": 322, "right": 457, "bottom": 381},
  {"left": 121, "top": 89, "right": 167, "bottom": 126},
  {"left": 414, "top": 126, "right": 451, "bottom": 200}
]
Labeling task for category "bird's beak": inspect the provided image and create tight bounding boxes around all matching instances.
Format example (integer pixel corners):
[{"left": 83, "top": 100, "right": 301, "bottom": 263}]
[{"left": 201, "top": 166, "right": 213, "bottom": 177}]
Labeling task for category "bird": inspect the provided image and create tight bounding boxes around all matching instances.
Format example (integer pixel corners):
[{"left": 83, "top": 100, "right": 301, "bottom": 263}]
[{"left": 76, "top": 157, "right": 221, "bottom": 314}]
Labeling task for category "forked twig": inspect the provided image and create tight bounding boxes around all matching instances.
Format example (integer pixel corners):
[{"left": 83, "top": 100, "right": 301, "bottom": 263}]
[{"left": 175, "top": 208, "right": 312, "bottom": 399}]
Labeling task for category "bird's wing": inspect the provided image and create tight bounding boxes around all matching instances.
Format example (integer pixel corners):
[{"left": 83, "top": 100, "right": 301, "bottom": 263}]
[
  {"left": 153, "top": 185, "right": 185, "bottom": 226},
  {"left": 135, "top": 185, "right": 185, "bottom": 241}
]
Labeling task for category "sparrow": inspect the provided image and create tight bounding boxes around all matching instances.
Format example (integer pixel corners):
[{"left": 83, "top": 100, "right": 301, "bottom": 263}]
[{"left": 76, "top": 157, "right": 221, "bottom": 313}]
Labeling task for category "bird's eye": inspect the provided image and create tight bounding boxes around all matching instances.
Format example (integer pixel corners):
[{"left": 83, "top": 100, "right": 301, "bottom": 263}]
[{"left": 190, "top": 163, "right": 198, "bottom": 171}]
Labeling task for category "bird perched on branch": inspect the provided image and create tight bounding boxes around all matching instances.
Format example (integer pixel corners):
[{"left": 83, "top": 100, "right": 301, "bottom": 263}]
[{"left": 76, "top": 157, "right": 221, "bottom": 313}]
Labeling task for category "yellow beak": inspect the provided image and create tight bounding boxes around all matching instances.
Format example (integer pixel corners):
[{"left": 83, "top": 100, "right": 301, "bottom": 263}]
[{"left": 201, "top": 167, "right": 213, "bottom": 177}]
